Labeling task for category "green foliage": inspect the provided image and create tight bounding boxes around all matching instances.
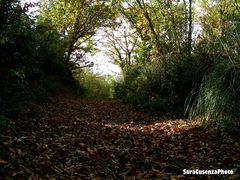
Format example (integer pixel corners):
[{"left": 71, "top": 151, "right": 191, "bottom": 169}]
[
  {"left": 186, "top": 1, "right": 240, "bottom": 133},
  {"left": 0, "top": 0, "right": 76, "bottom": 117},
  {"left": 34, "top": 22, "right": 72, "bottom": 77},
  {"left": 39, "top": 0, "right": 115, "bottom": 63},
  {"left": 114, "top": 56, "right": 200, "bottom": 116},
  {"left": 188, "top": 16, "right": 240, "bottom": 133},
  {"left": 74, "top": 70, "right": 114, "bottom": 99},
  {"left": 189, "top": 61, "right": 240, "bottom": 133},
  {"left": 0, "top": 0, "right": 34, "bottom": 115}
]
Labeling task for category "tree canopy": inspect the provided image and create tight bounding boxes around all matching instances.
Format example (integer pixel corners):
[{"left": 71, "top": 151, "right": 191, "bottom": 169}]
[{"left": 39, "top": 0, "right": 115, "bottom": 67}]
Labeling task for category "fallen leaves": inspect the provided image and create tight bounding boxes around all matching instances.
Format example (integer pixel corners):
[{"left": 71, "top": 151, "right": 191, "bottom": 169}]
[
  {"left": 0, "top": 95, "right": 239, "bottom": 179},
  {"left": 0, "top": 159, "right": 8, "bottom": 164}
]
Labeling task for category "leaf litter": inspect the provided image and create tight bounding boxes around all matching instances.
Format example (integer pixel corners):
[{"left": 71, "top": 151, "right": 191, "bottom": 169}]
[{"left": 0, "top": 95, "right": 239, "bottom": 179}]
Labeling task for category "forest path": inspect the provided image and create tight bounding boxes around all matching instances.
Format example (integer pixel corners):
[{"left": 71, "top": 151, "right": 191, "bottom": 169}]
[{"left": 1, "top": 95, "right": 239, "bottom": 179}]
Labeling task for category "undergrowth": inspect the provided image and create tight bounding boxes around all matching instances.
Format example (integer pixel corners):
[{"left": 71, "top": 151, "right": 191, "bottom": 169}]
[{"left": 188, "top": 62, "right": 240, "bottom": 134}]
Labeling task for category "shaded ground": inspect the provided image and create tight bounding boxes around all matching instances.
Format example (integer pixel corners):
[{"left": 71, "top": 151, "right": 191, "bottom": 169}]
[{"left": 0, "top": 95, "right": 239, "bottom": 179}]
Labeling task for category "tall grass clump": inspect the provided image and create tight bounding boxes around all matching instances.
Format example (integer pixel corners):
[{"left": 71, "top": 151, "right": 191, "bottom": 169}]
[{"left": 188, "top": 60, "right": 240, "bottom": 134}]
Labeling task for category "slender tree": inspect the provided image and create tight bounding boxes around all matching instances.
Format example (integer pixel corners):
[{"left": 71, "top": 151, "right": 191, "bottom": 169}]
[
  {"left": 188, "top": 0, "right": 193, "bottom": 56},
  {"left": 103, "top": 18, "right": 139, "bottom": 69}
]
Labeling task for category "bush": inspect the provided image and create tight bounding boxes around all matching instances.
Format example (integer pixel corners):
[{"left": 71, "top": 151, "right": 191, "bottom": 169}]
[
  {"left": 74, "top": 69, "right": 114, "bottom": 99},
  {"left": 114, "top": 56, "right": 201, "bottom": 116},
  {"left": 0, "top": 1, "right": 76, "bottom": 117}
]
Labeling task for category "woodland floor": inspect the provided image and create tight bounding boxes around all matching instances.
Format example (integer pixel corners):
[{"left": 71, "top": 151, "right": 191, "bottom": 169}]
[{"left": 0, "top": 95, "right": 239, "bottom": 179}]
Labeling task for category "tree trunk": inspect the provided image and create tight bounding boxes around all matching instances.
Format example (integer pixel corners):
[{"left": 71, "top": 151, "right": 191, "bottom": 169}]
[
  {"left": 136, "top": 0, "right": 167, "bottom": 63},
  {"left": 188, "top": 0, "right": 193, "bottom": 57}
]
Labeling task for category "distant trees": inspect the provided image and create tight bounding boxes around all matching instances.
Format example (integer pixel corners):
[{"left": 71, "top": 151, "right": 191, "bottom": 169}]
[
  {"left": 103, "top": 18, "right": 139, "bottom": 70},
  {"left": 74, "top": 69, "right": 113, "bottom": 98}
]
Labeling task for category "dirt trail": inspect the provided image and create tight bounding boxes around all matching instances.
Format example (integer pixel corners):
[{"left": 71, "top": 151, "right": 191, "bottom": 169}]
[{"left": 0, "top": 95, "right": 239, "bottom": 179}]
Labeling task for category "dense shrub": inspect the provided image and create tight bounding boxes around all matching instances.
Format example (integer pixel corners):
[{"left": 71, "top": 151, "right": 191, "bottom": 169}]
[
  {"left": 74, "top": 69, "right": 114, "bottom": 99},
  {"left": 0, "top": 0, "right": 75, "bottom": 117},
  {"left": 0, "top": 1, "right": 34, "bottom": 115},
  {"left": 114, "top": 56, "right": 201, "bottom": 116}
]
